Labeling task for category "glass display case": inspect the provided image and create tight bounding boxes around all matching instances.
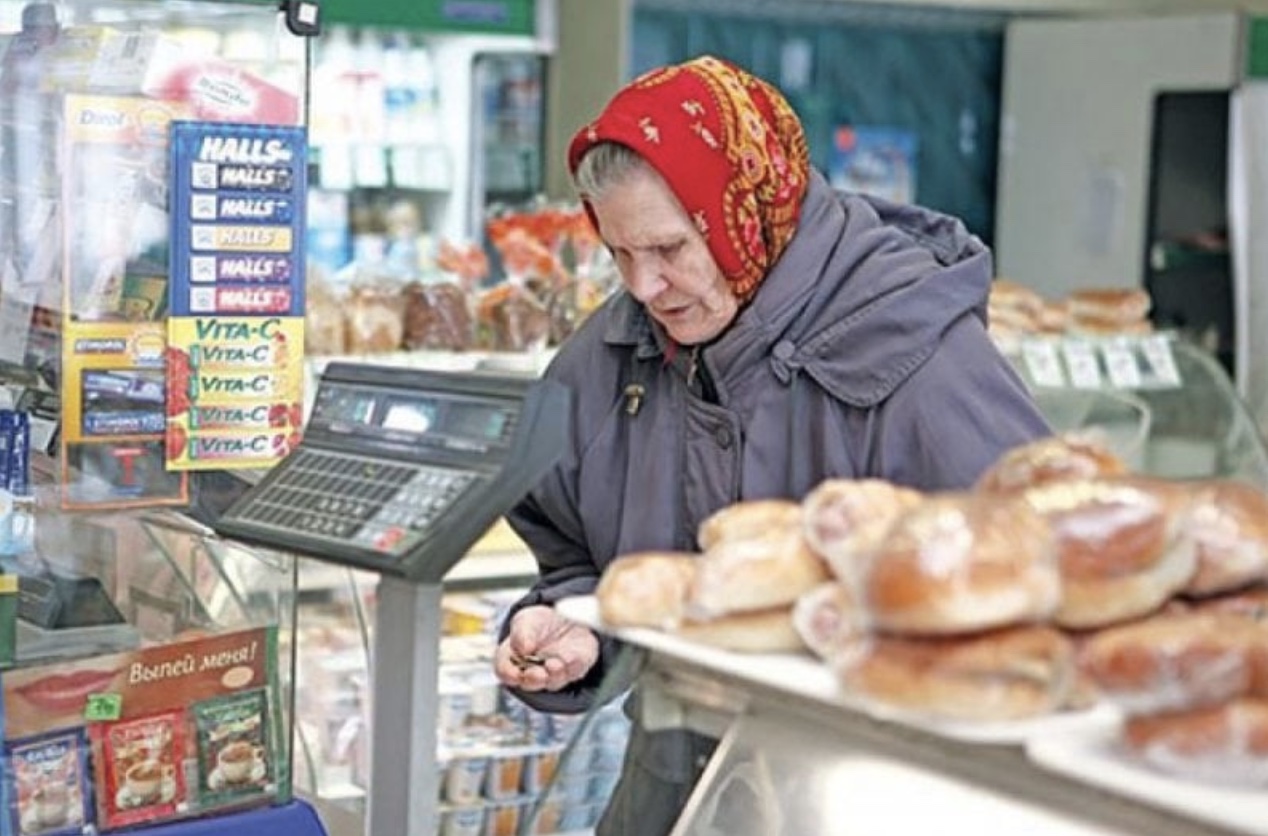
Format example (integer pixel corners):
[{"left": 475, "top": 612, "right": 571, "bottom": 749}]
[
  {"left": 0, "top": 1, "right": 322, "bottom": 833},
  {"left": 527, "top": 335, "right": 1268, "bottom": 836},
  {"left": 1008, "top": 335, "right": 1268, "bottom": 485},
  {"left": 290, "top": 526, "right": 625, "bottom": 836}
]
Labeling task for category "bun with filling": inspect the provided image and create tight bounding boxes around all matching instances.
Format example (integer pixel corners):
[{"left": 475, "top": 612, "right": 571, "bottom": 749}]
[
  {"left": 838, "top": 625, "right": 1075, "bottom": 721},
  {"left": 863, "top": 492, "right": 1060, "bottom": 636},
  {"left": 674, "top": 607, "right": 805, "bottom": 653},
  {"left": 1079, "top": 611, "right": 1268, "bottom": 715},
  {"left": 792, "top": 581, "right": 868, "bottom": 662},
  {"left": 1067, "top": 287, "right": 1152, "bottom": 324},
  {"left": 687, "top": 533, "right": 830, "bottom": 619},
  {"left": 596, "top": 552, "right": 697, "bottom": 630},
  {"left": 801, "top": 479, "right": 924, "bottom": 585},
  {"left": 697, "top": 499, "right": 802, "bottom": 550},
  {"left": 1182, "top": 480, "right": 1268, "bottom": 598},
  {"left": 1122, "top": 699, "right": 1268, "bottom": 785},
  {"left": 975, "top": 434, "right": 1128, "bottom": 493},
  {"left": 1024, "top": 477, "right": 1196, "bottom": 629}
]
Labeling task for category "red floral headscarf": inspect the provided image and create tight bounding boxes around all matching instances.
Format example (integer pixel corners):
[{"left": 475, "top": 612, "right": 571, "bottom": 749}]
[{"left": 568, "top": 55, "right": 811, "bottom": 303}]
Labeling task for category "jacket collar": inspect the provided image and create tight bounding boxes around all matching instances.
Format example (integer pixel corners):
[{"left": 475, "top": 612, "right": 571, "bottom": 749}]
[{"left": 601, "top": 170, "right": 992, "bottom": 407}]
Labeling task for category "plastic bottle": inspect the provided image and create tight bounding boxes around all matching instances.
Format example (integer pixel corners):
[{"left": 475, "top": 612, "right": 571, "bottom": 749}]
[
  {"left": 406, "top": 38, "right": 440, "bottom": 146},
  {"left": 381, "top": 32, "right": 414, "bottom": 145},
  {"left": 353, "top": 30, "right": 385, "bottom": 145},
  {"left": 310, "top": 25, "right": 357, "bottom": 143}
]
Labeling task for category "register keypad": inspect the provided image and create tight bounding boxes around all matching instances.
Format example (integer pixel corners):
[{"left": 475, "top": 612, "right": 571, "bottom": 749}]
[{"left": 228, "top": 448, "right": 476, "bottom": 556}]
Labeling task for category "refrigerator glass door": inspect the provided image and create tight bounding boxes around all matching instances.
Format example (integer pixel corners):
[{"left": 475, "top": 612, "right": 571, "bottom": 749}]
[{"left": 1229, "top": 82, "right": 1268, "bottom": 442}]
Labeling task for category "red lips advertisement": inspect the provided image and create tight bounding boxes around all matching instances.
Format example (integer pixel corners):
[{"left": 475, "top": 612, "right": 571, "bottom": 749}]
[{"left": 2, "top": 627, "right": 277, "bottom": 740}]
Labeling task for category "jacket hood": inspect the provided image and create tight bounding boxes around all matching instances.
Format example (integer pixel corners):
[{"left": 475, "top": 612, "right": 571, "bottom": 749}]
[{"left": 603, "top": 169, "right": 994, "bottom": 406}]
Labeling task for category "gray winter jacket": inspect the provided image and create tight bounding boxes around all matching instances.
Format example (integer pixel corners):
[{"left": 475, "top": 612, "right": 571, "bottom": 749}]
[{"left": 505, "top": 170, "right": 1050, "bottom": 713}]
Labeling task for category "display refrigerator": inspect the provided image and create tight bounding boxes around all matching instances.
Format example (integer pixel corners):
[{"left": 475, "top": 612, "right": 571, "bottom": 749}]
[
  {"left": 304, "top": 6, "right": 556, "bottom": 284},
  {"left": 0, "top": 1, "right": 326, "bottom": 834}
]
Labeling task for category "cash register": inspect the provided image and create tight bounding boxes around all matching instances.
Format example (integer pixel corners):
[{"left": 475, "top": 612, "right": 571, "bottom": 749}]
[
  {"left": 211, "top": 361, "right": 571, "bottom": 836},
  {"left": 212, "top": 362, "right": 570, "bottom": 582}
]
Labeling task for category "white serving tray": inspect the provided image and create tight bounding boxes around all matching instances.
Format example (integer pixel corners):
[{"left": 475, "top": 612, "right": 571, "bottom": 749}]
[
  {"left": 1027, "top": 718, "right": 1268, "bottom": 836},
  {"left": 555, "top": 595, "right": 1115, "bottom": 746}
]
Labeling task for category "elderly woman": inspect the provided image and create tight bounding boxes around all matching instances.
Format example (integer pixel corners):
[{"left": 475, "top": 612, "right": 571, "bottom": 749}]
[{"left": 494, "top": 56, "right": 1050, "bottom": 834}]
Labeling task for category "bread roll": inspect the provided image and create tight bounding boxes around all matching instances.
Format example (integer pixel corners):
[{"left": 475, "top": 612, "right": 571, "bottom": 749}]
[
  {"left": 1079, "top": 611, "right": 1268, "bottom": 715},
  {"left": 986, "top": 302, "right": 1038, "bottom": 334},
  {"left": 990, "top": 279, "right": 1046, "bottom": 317},
  {"left": 838, "top": 625, "right": 1075, "bottom": 722},
  {"left": 801, "top": 479, "right": 923, "bottom": 585},
  {"left": 1193, "top": 585, "right": 1268, "bottom": 621},
  {"left": 1122, "top": 699, "right": 1268, "bottom": 786},
  {"left": 674, "top": 607, "right": 805, "bottom": 653},
  {"left": 687, "top": 533, "right": 830, "bottom": 619},
  {"left": 1183, "top": 480, "right": 1268, "bottom": 597},
  {"left": 792, "top": 582, "right": 868, "bottom": 662},
  {"left": 975, "top": 434, "right": 1128, "bottom": 493},
  {"left": 1034, "top": 300, "right": 1070, "bottom": 335},
  {"left": 1067, "top": 287, "right": 1152, "bottom": 324},
  {"left": 864, "top": 492, "right": 1060, "bottom": 636},
  {"left": 697, "top": 499, "right": 802, "bottom": 550},
  {"left": 1067, "top": 316, "right": 1154, "bottom": 338},
  {"left": 1025, "top": 478, "right": 1197, "bottom": 629},
  {"left": 596, "top": 552, "right": 697, "bottom": 630}
]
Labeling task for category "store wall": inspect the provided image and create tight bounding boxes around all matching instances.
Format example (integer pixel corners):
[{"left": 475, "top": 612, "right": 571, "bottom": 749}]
[
  {"left": 994, "top": 13, "right": 1240, "bottom": 298},
  {"left": 544, "top": 0, "right": 632, "bottom": 200},
  {"left": 628, "top": 2, "right": 1007, "bottom": 242}
]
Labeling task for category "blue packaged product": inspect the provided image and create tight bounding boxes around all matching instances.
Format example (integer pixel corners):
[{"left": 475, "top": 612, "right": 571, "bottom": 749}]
[
  {"left": 6, "top": 727, "right": 95, "bottom": 835},
  {"left": 10, "top": 411, "right": 29, "bottom": 497},
  {"left": 0, "top": 410, "right": 14, "bottom": 493}
]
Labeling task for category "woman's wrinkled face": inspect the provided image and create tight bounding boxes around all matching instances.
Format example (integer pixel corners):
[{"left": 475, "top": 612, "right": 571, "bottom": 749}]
[{"left": 589, "top": 167, "right": 738, "bottom": 345}]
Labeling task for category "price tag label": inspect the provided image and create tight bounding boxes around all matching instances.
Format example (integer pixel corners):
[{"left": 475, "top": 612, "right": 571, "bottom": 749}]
[
  {"left": 1140, "top": 335, "right": 1182, "bottom": 387},
  {"left": 1022, "top": 341, "right": 1066, "bottom": 388},
  {"left": 1102, "top": 340, "right": 1142, "bottom": 389},
  {"left": 84, "top": 693, "right": 122, "bottom": 722},
  {"left": 1062, "top": 341, "right": 1103, "bottom": 389}
]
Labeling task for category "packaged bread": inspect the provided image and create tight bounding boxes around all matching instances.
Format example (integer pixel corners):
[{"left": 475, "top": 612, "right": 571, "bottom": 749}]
[
  {"left": 687, "top": 533, "right": 830, "bottom": 619},
  {"left": 596, "top": 552, "right": 697, "bottom": 630},
  {"left": 801, "top": 479, "right": 924, "bottom": 586},
  {"left": 674, "top": 607, "right": 805, "bottom": 653},
  {"left": 305, "top": 272, "right": 347, "bottom": 355},
  {"left": 697, "top": 499, "right": 802, "bottom": 551},
  {"left": 1121, "top": 699, "right": 1268, "bottom": 785},
  {"left": 1024, "top": 477, "right": 1196, "bottom": 629},
  {"left": 402, "top": 280, "right": 474, "bottom": 351},
  {"left": 975, "top": 434, "right": 1128, "bottom": 493},
  {"left": 476, "top": 283, "right": 550, "bottom": 353},
  {"left": 837, "top": 625, "right": 1076, "bottom": 722},
  {"left": 862, "top": 492, "right": 1060, "bottom": 636},
  {"left": 1181, "top": 479, "right": 1268, "bottom": 598},
  {"left": 1079, "top": 611, "right": 1268, "bottom": 715},
  {"left": 345, "top": 283, "right": 405, "bottom": 354}
]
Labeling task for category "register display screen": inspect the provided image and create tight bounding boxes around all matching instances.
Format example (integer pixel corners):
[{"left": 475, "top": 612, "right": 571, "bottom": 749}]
[{"left": 311, "top": 383, "right": 515, "bottom": 451}]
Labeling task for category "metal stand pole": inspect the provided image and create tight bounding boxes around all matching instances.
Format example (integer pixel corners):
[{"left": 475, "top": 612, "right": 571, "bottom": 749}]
[{"left": 366, "top": 577, "right": 441, "bottom": 836}]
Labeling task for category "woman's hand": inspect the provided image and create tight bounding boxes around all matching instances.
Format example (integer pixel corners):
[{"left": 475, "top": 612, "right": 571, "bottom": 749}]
[{"left": 494, "top": 604, "right": 600, "bottom": 692}]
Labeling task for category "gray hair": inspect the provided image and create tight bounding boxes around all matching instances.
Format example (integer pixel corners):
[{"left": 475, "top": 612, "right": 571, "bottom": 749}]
[{"left": 573, "top": 142, "right": 653, "bottom": 201}]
